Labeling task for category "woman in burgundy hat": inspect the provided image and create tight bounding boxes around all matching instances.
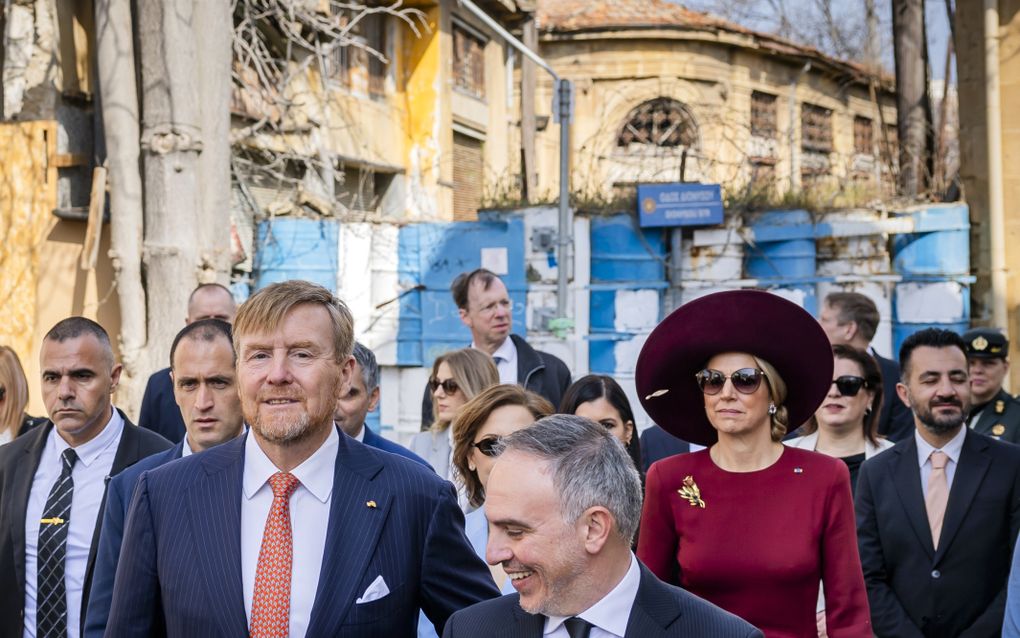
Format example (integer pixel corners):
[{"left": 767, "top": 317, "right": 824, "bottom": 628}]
[{"left": 635, "top": 290, "right": 871, "bottom": 638}]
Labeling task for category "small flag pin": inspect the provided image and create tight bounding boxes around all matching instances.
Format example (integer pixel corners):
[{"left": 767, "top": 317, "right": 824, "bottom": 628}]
[{"left": 366, "top": 500, "right": 377, "bottom": 508}]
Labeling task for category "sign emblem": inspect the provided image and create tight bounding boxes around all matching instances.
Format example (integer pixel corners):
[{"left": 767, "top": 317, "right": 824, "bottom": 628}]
[{"left": 972, "top": 336, "right": 989, "bottom": 351}]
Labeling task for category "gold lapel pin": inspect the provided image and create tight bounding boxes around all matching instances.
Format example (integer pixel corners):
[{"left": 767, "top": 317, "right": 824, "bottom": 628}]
[
  {"left": 996, "top": 400, "right": 1005, "bottom": 414},
  {"left": 992, "top": 424, "right": 1006, "bottom": 437},
  {"left": 40, "top": 517, "right": 65, "bottom": 525},
  {"left": 366, "top": 500, "right": 377, "bottom": 508}
]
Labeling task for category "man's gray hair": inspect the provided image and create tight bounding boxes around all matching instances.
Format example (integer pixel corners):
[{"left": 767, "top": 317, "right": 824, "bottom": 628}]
[
  {"left": 352, "top": 342, "right": 380, "bottom": 393},
  {"left": 496, "top": 414, "right": 643, "bottom": 544}
]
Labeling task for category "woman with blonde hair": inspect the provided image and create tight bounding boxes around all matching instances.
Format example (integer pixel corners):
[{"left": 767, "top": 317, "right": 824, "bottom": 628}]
[
  {"left": 636, "top": 290, "right": 871, "bottom": 637},
  {"left": 409, "top": 348, "right": 499, "bottom": 485},
  {"left": 0, "top": 346, "right": 33, "bottom": 445}
]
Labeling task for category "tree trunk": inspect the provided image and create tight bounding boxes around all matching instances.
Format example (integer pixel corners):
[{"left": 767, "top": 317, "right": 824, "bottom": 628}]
[
  {"left": 193, "top": 0, "right": 233, "bottom": 284},
  {"left": 892, "top": 0, "right": 929, "bottom": 196},
  {"left": 137, "top": 0, "right": 204, "bottom": 377},
  {"left": 95, "top": 0, "right": 146, "bottom": 417}
]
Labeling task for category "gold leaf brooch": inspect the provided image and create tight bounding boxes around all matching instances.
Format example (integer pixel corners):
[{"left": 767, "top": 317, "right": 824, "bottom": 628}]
[{"left": 677, "top": 475, "right": 706, "bottom": 508}]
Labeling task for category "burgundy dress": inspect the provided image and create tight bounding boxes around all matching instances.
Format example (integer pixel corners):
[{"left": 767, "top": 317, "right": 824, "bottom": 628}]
[{"left": 637, "top": 446, "right": 871, "bottom": 638}]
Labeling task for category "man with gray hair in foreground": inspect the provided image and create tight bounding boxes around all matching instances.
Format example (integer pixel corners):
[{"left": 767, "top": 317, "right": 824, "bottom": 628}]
[{"left": 443, "top": 414, "right": 762, "bottom": 638}]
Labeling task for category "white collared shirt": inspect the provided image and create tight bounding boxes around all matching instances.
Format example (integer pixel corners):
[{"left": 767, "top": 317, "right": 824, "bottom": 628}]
[
  {"left": 241, "top": 427, "right": 337, "bottom": 638},
  {"left": 352, "top": 424, "right": 366, "bottom": 443},
  {"left": 474, "top": 337, "right": 517, "bottom": 385},
  {"left": 181, "top": 436, "right": 194, "bottom": 458},
  {"left": 543, "top": 554, "right": 641, "bottom": 638},
  {"left": 23, "top": 408, "right": 125, "bottom": 638},
  {"left": 915, "top": 426, "right": 967, "bottom": 498}
]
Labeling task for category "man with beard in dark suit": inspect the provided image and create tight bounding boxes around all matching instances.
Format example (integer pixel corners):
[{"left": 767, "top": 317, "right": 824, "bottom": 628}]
[
  {"left": 444, "top": 415, "right": 761, "bottom": 638},
  {"left": 855, "top": 328, "right": 1020, "bottom": 636}
]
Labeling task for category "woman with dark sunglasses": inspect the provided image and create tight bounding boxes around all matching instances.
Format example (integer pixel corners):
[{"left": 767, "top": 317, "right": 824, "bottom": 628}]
[
  {"left": 787, "top": 344, "right": 893, "bottom": 495},
  {"left": 635, "top": 290, "right": 871, "bottom": 638},
  {"left": 408, "top": 348, "right": 499, "bottom": 497},
  {"left": 448, "top": 384, "right": 554, "bottom": 593}
]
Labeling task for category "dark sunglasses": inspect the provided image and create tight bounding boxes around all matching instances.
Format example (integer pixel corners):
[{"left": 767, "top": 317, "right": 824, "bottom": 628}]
[
  {"left": 696, "top": 368, "right": 766, "bottom": 395},
  {"left": 832, "top": 375, "right": 869, "bottom": 397},
  {"left": 473, "top": 436, "right": 502, "bottom": 457},
  {"left": 428, "top": 377, "right": 459, "bottom": 395}
]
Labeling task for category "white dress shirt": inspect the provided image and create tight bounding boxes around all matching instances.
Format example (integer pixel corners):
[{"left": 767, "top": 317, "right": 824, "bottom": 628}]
[
  {"left": 181, "top": 436, "right": 194, "bottom": 458},
  {"left": 23, "top": 408, "right": 124, "bottom": 638},
  {"left": 351, "top": 424, "right": 366, "bottom": 442},
  {"left": 543, "top": 554, "right": 641, "bottom": 638},
  {"left": 915, "top": 426, "right": 966, "bottom": 498},
  {"left": 241, "top": 427, "right": 337, "bottom": 638},
  {"left": 475, "top": 337, "right": 517, "bottom": 385}
]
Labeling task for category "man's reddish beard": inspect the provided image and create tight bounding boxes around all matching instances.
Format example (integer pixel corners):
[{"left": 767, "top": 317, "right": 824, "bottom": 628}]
[{"left": 243, "top": 383, "right": 340, "bottom": 444}]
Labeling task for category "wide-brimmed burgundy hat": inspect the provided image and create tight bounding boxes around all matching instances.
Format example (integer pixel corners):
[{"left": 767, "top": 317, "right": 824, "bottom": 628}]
[{"left": 636, "top": 289, "right": 834, "bottom": 446}]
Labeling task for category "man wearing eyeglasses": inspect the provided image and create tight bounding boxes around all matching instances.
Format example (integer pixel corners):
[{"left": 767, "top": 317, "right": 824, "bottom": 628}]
[
  {"left": 420, "top": 269, "right": 572, "bottom": 429},
  {"left": 962, "top": 327, "right": 1020, "bottom": 444}
]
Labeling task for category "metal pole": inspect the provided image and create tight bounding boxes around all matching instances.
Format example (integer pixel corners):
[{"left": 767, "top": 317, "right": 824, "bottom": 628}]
[
  {"left": 556, "top": 79, "right": 573, "bottom": 319},
  {"left": 457, "top": 0, "right": 574, "bottom": 330}
]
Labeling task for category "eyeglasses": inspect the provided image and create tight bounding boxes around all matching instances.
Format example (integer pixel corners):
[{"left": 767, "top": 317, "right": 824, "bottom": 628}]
[
  {"left": 832, "top": 375, "right": 869, "bottom": 397},
  {"left": 473, "top": 436, "right": 502, "bottom": 457},
  {"left": 428, "top": 378, "right": 459, "bottom": 395},
  {"left": 696, "top": 368, "right": 766, "bottom": 395}
]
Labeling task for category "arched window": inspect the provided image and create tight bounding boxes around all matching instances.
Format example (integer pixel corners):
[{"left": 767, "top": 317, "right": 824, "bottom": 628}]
[{"left": 616, "top": 98, "right": 699, "bottom": 151}]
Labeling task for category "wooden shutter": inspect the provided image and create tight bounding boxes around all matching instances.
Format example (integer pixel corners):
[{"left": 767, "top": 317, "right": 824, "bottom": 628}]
[{"left": 452, "top": 132, "right": 482, "bottom": 220}]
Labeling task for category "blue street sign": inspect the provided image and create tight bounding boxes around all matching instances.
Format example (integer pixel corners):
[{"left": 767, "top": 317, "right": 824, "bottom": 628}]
[{"left": 637, "top": 183, "right": 724, "bottom": 228}]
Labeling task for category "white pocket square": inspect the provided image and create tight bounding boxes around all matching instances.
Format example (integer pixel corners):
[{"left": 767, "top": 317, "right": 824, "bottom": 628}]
[{"left": 355, "top": 575, "right": 390, "bottom": 604}]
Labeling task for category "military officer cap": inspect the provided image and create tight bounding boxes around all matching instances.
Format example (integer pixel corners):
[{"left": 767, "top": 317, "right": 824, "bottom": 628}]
[{"left": 962, "top": 327, "right": 1009, "bottom": 359}]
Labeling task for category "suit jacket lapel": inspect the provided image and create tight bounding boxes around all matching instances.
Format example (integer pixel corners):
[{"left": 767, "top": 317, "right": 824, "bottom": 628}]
[
  {"left": 510, "top": 600, "right": 546, "bottom": 637},
  {"left": 306, "top": 433, "right": 391, "bottom": 635},
  {"left": 624, "top": 563, "right": 681, "bottom": 638},
  {"left": 889, "top": 438, "right": 935, "bottom": 558},
  {"left": 11, "top": 423, "right": 50, "bottom": 598},
  {"left": 188, "top": 436, "right": 249, "bottom": 635},
  {"left": 934, "top": 431, "right": 991, "bottom": 563}
]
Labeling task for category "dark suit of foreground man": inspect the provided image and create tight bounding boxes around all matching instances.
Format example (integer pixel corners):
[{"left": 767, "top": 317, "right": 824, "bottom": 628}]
[
  {"left": 106, "top": 281, "right": 498, "bottom": 637},
  {"left": 0, "top": 317, "right": 170, "bottom": 638},
  {"left": 444, "top": 415, "right": 761, "bottom": 638},
  {"left": 84, "top": 319, "right": 246, "bottom": 637},
  {"left": 855, "top": 328, "right": 1020, "bottom": 637}
]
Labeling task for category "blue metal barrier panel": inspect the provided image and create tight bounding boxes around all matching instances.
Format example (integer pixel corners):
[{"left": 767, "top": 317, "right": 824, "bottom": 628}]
[{"left": 637, "top": 183, "right": 724, "bottom": 228}]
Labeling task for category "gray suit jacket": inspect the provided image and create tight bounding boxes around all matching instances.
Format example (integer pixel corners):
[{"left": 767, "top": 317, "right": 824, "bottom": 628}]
[{"left": 442, "top": 562, "right": 762, "bottom": 638}]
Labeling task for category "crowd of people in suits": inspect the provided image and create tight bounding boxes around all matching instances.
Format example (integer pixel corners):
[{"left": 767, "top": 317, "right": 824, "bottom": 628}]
[{"left": 0, "top": 269, "right": 1019, "bottom": 637}]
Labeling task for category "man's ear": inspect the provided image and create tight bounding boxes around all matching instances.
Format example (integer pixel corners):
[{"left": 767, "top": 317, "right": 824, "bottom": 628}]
[
  {"left": 896, "top": 382, "right": 911, "bottom": 409},
  {"left": 458, "top": 307, "right": 470, "bottom": 328},
  {"left": 580, "top": 506, "right": 614, "bottom": 555},
  {"left": 367, "top": 386, "right": 381, "bottom": 412}
]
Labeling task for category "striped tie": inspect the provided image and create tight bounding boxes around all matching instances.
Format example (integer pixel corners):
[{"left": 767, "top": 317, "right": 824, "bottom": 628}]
[{"left": 37, "top": 448, "right": 78, "bottom": 638}]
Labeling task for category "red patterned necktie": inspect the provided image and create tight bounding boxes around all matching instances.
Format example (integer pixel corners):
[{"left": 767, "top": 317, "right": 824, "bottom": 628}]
[{"left": 250, "top": 471, "right": 301, "bottom": 638}]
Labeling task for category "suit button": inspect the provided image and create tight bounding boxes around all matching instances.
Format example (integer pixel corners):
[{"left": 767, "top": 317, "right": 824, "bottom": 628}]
[{"left": 931, "top": 569, "right": 941, "bottom": 578}]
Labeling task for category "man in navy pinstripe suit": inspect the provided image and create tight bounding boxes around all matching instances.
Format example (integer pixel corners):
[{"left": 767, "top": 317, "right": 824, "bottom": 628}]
[
  {"left": 443, "top": 416, "right": 761, "bottom": 638},
  {"left": 105, "top": 281, "right": 499, "bottom": 637}
]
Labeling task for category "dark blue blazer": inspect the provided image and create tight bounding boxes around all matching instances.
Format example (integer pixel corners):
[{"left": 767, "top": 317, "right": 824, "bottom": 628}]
[
  {"left": 639, "top": 425, "right": 690, "bottom": 473},
  {"left": 105, "top": 431, "right": 499, "bottom": 637},
  {"left": 442, "top": 562, "right": 762, "bottom": 638},
  {"left": 83, "top": 440, "right": 185, "bottom": 638},
  {"left": 361, "top": 426, "right": 433, "bottom": 469},
  {"left": 138, "top": 367, "right": 186, "bottom": 443},
  {"left": 874, "top": 352, "right": 914, "bottom": 442}
]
